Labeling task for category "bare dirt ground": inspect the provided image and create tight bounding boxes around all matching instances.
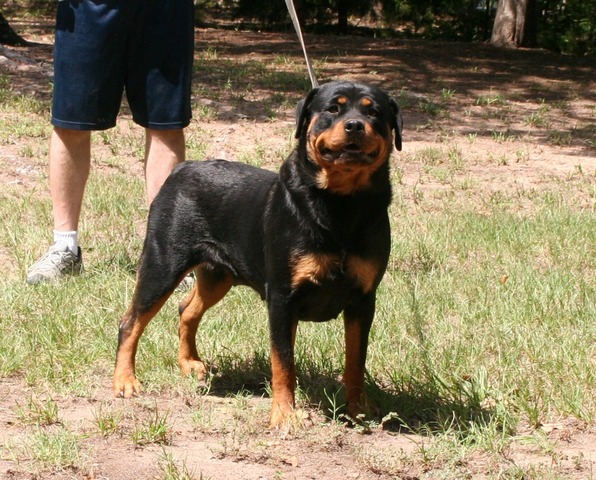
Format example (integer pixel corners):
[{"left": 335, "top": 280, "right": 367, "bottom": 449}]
[{"left": 1, "top": 15, "right": 595, "bottom": 480}]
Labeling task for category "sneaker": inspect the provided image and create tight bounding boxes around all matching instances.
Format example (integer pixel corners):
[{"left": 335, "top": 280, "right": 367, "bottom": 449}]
[
  {"left": 26, "top": 242, "right": 83, "bottom": 285},
  {"left": 175, "top": 271, "right": 195, "bottom": 292}
]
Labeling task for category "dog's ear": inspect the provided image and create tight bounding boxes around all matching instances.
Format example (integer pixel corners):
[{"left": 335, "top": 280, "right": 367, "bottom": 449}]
[
  {"left": 389, "top": 97, "right": 403, "bottom": 151},
  {"left": 295, "top": 87, "right": 320, "bottom": 139}
]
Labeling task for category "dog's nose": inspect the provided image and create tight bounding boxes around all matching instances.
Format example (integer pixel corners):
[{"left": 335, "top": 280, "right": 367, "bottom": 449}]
[{"left": 344, "top": 119, "right": 365, "bottom": 134}]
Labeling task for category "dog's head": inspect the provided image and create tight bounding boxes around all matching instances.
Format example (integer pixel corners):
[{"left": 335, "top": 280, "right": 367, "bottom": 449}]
[{"left": 295, "top": 81, "right": 402, "bottom": 195}]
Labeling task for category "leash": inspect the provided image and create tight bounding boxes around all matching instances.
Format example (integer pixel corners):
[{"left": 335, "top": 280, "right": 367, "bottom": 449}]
[{"left": 284, "top": 0, "right": 319, "bottom": 88}]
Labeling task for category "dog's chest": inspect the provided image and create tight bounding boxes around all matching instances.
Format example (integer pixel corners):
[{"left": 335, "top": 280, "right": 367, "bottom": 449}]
[
  {"left": 291, "top": 252, "right": 378, "bottom": 293},
  {"left": 289, "top": 251, "right": 380, "bottom": 321}
]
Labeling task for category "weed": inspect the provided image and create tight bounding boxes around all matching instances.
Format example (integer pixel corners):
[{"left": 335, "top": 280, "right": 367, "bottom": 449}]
[
  {"left": 492, "top": 130, "right": 516, "bottom": 143},
  {"left": 526, "top": 111, "right": 550, "bottom": 128},
  {"left": 419, "top": 99, "right": 442, "bottom": 117},
  {"left": 5, "top": 427, "right": 83, "bottom": 472},
  {"left": 414, "top": 146, "right": 443, "bottom": 165},
  {"left": 323, "top": 388, "right": 345, "bottom": 422},
  {"left": 240, "top": 143, "right": 268, "bottom": 168},
  {"left": 15, "top": 396, "right": 60, "bottom": 426},
  {"left": 191, "top": 396, "right": 217, "bottom": 431},
  {"left": 92, "top": 403, "right": 123, "bottom": 437},
  {"left": 158, "top": 449, "right": 206, "bottom": 480},
  {"left": 548, "top": 130, "right": 573, "bottom": 146},
  {"left": 131, "top": 405, "right": 172, "bottom": 446},
  {"left": 476, "top": 89, "right": 506, "bottom": 106},
  {"left": 0, "top": 71, "right": 11, "bottom": 102},
  {"left": 447, "top": 144, "right": 465, "bottom": 170},
  {"left": 441, "top": 88, "right": 456, "bottom": 101},
  {"left": 515, "top": 147, "right": 530, "bottom": 162}
]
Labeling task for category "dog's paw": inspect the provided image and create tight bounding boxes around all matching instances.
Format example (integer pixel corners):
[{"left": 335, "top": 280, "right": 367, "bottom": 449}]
[
  {"left": 179, "top": 358, "right": 208, "bottom": 380},
  {"left": 113, "top": 373, "right": 141, "bottom": 398},
  {"left": 269, "top": 401, "right": 301, "bottom": 430}
]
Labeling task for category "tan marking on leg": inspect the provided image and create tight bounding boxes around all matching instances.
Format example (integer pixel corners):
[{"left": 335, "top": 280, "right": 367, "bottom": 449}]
[
  {"left": 178, "top": 284, "right": 195, "bottom": 313},
  {"left": 178, "top": 266, "right": 233, "bottom": 379},
  {"left": 113, "top": 299, "right": 167, "bottom": 398},
  {"left": 269, "top": 322, "right": 299, "bottom": 428},
  {"left": 344, "top": 318, "right": 365, "bottom": 418}
]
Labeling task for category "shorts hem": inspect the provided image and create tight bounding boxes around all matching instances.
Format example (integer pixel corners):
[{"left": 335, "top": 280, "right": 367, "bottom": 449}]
[
  {"left": 134, "top": 117, "right": 192, "bottom": 130},
  {"left": 51, "top": 118, "right": 116, "bottom": 131}
]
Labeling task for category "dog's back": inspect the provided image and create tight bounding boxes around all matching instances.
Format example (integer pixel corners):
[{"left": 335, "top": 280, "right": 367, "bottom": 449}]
[{"left": 139, "top": 160, "right": 277, "bottom": 302}]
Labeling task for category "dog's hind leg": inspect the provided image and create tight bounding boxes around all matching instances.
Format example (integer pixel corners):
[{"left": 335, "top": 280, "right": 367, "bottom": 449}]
[
  {"left": 114, "top": 242, "right": 194, "bottom": 398},
  {"left": 113, "top": 296, "right": 170, "bottom": 398},
  {"left": 178, "top": 264, "right": 234, "bottom": 379}
]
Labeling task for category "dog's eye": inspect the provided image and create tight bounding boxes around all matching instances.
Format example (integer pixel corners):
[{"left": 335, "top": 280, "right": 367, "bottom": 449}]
[
  {"left": 326, "top": 105, "right": 340, "bottom": 114},
  {"left": 368, "top": 108, "right": 379, "bottom": 118}
]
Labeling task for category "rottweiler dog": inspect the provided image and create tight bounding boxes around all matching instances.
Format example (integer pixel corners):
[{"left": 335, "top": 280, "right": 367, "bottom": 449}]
[{"left": 113, "top": 81, "right": 403, "bottom": 428}]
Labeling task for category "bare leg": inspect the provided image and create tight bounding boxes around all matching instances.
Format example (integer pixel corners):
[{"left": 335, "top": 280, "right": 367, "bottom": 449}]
[
  {"left": 49, "top": 127, "right": 91, "bottom": 232},
  {"left": 144, "top": 128, "right": 185, "bottom": 205}
]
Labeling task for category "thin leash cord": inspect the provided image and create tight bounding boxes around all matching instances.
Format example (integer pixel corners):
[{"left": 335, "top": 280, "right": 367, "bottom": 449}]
[{"left": 284, "top": 0, "right": 319, "bottom": 88}]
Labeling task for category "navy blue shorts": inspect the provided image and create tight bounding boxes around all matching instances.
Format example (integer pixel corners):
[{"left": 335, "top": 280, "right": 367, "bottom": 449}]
[{"left": 52, "top": 0, "right": 194, "bottom": 131}]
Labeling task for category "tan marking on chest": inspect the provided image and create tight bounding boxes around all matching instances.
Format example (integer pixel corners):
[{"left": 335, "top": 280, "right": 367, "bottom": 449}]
[
  {"left": 291, "top": 253, "right": 342, "bottom": 289},
  {"left": 291, "top": 252, "right": 381, "bottom": 294},
  {"left": 345, "top": 256, "right": 380, "bottom": 294}
]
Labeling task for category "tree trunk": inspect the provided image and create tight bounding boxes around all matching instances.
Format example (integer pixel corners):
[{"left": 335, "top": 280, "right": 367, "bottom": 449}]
[
  {"left": 0, "top": 11, "right": 29, "bottom": 46},
  {"left": 337, "top": 1, "right": 349, "bottom": 33},
  {"left": 522, "top": 0, "right": 537, "bottom": 47},
  {"left": 293, "top": 0, "right": 307, "bottom": 28},
  {"left": 490, "top": 0, "right": 536, "bottom": 48}
]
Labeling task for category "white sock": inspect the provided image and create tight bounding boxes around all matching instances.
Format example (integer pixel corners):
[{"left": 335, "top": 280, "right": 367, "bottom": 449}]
[{"left": 53, "top": 230, "right": 78, "bottom": 255}]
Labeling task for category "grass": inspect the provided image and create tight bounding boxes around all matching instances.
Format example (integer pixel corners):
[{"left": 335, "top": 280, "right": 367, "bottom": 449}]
[
  {"left": 1, "top": 24, "right": 595, "bottom": 479},
  {"left": 4, "top": 426, "right": 83, "bottom": 474},
  {"left": 382, "top": 198, "right": 595, "bottom": 427},
  {"left": 15, "top": 396, "right": 60, "bottom": 426},
  {"left": 130, "top": 403, "right": 172, "bottom": 446},
  {"left": 158, "top": 449, "right": 206, "bottom": 480}
]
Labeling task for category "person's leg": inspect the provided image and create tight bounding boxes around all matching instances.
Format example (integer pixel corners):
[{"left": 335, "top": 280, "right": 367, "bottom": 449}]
[
  {"left": 127, "top": 0, "right": 193, "bottom": 206},
  {"left": 144, "top": 128, "right": 185, "bottom": 205},
  {"left": 50, "top": 127, "right": 92, "bottom": 232},
  {"left": 26, "top": 127, "right": 89, "bottom": 284}
]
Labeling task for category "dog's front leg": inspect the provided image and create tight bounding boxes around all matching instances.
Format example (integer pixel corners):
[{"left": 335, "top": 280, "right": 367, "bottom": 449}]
[
  {"left": 343, "top": 294, "right": 375, "bottom": 419},
  {"left": 268, "top": 298, "right": 299, "bottom": 428}
]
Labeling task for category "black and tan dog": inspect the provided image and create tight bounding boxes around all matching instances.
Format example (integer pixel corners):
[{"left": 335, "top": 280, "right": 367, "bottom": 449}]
[{"left": 113, "top": 81, "right": 403, "bottom": 427}]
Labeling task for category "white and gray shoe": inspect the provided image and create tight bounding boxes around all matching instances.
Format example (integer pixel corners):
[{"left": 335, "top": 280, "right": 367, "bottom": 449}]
[
  {"left": 26, "top": 242, "right": 83, "bottom": 285},
  {"left": 175, "top": 271, "right": 196, "bottom": 292}
]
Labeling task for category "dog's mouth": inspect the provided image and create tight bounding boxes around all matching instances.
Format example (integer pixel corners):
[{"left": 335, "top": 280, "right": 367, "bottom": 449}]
[{"left": 318, "top": 143, "right": 379, "bottom": 164}]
